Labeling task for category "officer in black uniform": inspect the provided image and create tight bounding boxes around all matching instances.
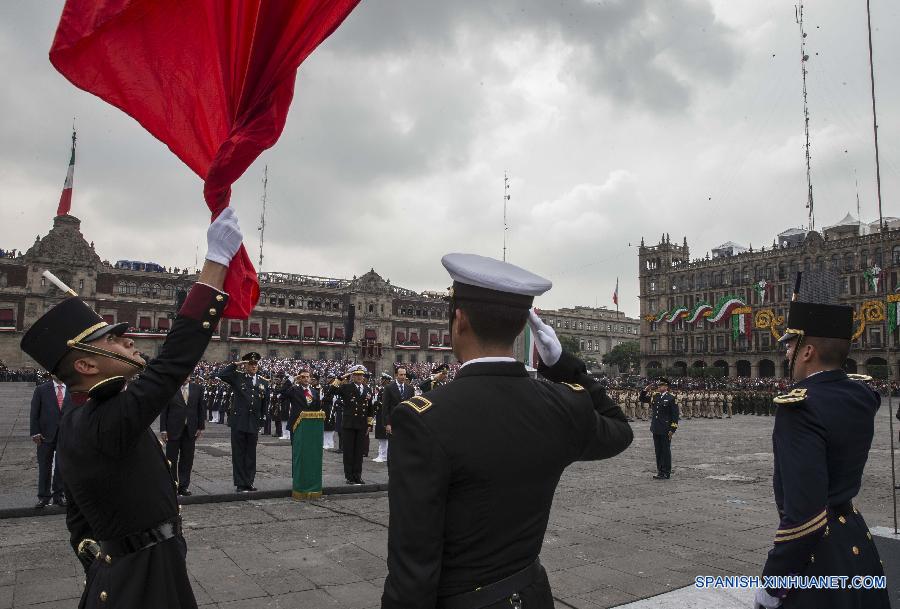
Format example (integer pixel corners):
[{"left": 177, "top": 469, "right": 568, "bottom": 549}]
[
  {"left": 216, "top": 352, "right": 269, "bottom": 492},
  {"left": 754, "top": 272, "right": 889, "bottom": 609},
  {"left": 338, "top": 365, "right": 374, "bottom": 484},
  {"left": 19, "top": 208, "right": 241, "bottom": 609},
  {"left": 418, "top": 362, "right": 449, "bottom": 393},
  {"left": 649, "top": 378, "right": 678, "bottom": 480},
  {"left": 381, "top": 253, "right": 633, "bottom": 609}
]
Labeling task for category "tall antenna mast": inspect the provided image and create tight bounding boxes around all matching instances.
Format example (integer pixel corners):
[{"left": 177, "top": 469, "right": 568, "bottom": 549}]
[
  {"left": 796, "top": 4, "right": 815, "bottom": 231},
  {"left": 258, "top": 165, "right": 268, "bottom": 270},
  {"left": 503, "top": 171, "right": 510, "bottom": 261},
  {"left": 855, "top": 169, "right": 861, "bottom": 226},
  {"left": 865, "top": 0, "right": 885, "bottom": 232}
]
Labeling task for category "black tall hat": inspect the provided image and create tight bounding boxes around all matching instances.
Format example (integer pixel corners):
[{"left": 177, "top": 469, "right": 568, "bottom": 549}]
[
  {"left": 21, "top": 297, "right": 128, "bottom": 373},
  {"left": 778, "top": 271, "right": 853, "bottom": 342}
]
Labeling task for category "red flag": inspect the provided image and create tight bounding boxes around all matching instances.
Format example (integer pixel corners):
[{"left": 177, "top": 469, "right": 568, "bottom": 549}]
[
  {"left": 57, "top": 129, "right": 76, "bottom": 216},
  {"left": 49, "top": 0, "right": 361, "bottom": 318},
  {"left": 612, "top": 277, "right": 619, "bottom": 306}
]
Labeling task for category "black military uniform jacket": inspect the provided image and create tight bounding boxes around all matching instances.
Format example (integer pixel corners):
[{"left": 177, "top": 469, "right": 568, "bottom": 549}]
[
  {"left": 417, "top": 377, "right": 442, "bottom": 393},
  {"left": 338, "top": 382, "right": 374, "bottom": 429},
  {"left": 58, "top": 283, "right": 227, "bottom": 609},
  {"left": 216, "top": 365, "right": 268, "bottom": 434},
  {"left": 649, "top": 392, "right": 678, "bottom": 435},
  {"left": 382, "top": 354, "right": 633, "bottom": 608},
  {"left": 762, "top": 370, "right": 889, "bottom": 608}
]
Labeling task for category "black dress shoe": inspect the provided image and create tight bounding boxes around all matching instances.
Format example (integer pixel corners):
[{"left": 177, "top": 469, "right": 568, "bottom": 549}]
[
  {"left": 345, "top": 478, "right": 355, "bottom": 485},
  {"left": 652, "top": 474, "right": 665, "bottom": 480},
  {"left": 236, "top": 486, "right": 250, "bottom": 493},
  {"left": 248, "top": 486, "right": 258, "bottom": 492},
  {"left": 355, "top": 479, "right": 366, "bottom": 485},
  {"left": 34, "top": 498, "right": 50, "bottom": 509},
  {"left": 51, "top": 496, "right": 67, "bottom": 507},
  {"left": 178, "top": 489, "right": 192, "bottom": 497}
]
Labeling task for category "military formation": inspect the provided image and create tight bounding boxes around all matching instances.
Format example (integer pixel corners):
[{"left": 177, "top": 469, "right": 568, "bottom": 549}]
[{"left": 608, "top": 387, "right": 779, "bottom": 420}]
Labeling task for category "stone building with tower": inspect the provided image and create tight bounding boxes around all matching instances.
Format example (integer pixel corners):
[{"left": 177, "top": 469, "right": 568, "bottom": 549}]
[
  {"left": 637, "top": 215, "right": 900, "bottom": 379},
  {"left": 0, "top": 214, "right": 453, "bottom": 375}
]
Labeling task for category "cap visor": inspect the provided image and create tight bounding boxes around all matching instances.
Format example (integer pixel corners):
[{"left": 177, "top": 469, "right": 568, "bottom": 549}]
[{"left": 82, "top": 322, "right": 129, "bottom": 343}]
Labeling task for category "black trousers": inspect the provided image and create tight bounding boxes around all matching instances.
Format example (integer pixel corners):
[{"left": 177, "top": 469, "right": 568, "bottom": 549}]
[
  {"left": 653, "top": 433, "right": 672, "bottom": 476},
  {"left": 230, "top": 428, "right": 258, "bottom": 489},
  {"left": 165, "top": 428, "right": 197, "bottom": 492},
  {"left": 36, "top": 441, "right": 63, "bottom": 499},
  {"left": 445, "top": 565, "right": 554, "bottom": 609},
  {"left": 342, "top": 426, "right": 367, "bottom": 481}
]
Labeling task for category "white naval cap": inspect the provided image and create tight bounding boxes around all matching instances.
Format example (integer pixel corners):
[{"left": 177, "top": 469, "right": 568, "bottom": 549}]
[
  {"left": 349, "top": 364, "right": 368, "bottom": 375},
  {"left": 441, "top": 253, "right": 551, "bottom": 308}
]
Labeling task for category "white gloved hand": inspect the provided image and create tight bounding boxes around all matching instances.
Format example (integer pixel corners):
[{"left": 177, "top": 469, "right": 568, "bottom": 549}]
[
  {"left": 206, "top": 207, "right": 243, "bottom": 266},
  {"left": 753, "top": 588, "right": 782, "bottom": 609},
  {"left": 528, "top": 309, "right": 562, "bottom": 367}
]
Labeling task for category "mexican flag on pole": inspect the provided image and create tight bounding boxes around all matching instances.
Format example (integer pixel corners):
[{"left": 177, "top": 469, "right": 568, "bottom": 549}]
[{"left": 56, "top": 129, "right": 76, "bottom": 216}]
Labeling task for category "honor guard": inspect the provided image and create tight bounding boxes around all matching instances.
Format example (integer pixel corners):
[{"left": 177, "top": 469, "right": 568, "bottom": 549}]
[
  {"left": 216, "top": 351, "right": 269, "bottom": 492},
  {"left": 19, "top": 208, "right": 241, "bottom": 609},
  {"left": 754, "top": 272, "right": 889, "bottom": 609},
  {"left": 649, "top": 378, "right": 678, "bottom": 480},
  {"left": 382, "top": 253, "right": 633, "bottom": 609}
]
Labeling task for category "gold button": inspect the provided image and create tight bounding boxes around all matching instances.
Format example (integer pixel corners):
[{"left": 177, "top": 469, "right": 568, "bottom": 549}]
[
  {"left": 838, "top": 516, "right": 847, "bottom": 524},
  {"left": 853, "top": 506, "right": 859, "bottom": 514},
  {"left": 852, "top": 546, "right": 860, "bottom": 556},
  {"left": 202, "top": 321, "right": 211, "bottom": 329},
  {"left": 824, "top": 526, "right": 830, "bottom": 537},
  {"left": 100, "top": 591, "right": 108, "bottom": 602},
  {"left": 209, "top": 308, "right": 217, "bottom": 316},
  {"left": 105, "top": 555, "right": 112, "bottom": 564},
  {"left": 216, "top": 295, "right": 224, "bottom": 302},
  {"left": 810, "top": 554, "right": 815, "bottom": 563}
]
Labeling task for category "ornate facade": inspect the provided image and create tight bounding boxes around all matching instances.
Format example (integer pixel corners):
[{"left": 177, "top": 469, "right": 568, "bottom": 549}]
[
  {"left": 637, "top": 218, "right": 900, "bottom": 378},
  {"left": 534, "top": 306, "right": 639, "bottom": 367},
  {"left": 0, "top": 215, "right": 453, "bottom": 373}
]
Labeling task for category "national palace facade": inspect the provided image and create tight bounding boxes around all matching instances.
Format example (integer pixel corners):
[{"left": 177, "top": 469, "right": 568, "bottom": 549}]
[
  {"left": 637, "top": 214, "right": 900, "bottom": 379},
  {"left": 1, "top": 214, "right": 636, "bottom": 374}
]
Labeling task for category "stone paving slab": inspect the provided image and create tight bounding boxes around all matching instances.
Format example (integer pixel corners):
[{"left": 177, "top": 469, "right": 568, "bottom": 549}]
[{"left": 2, "top": 382, "right": 900, "bottom": 607}]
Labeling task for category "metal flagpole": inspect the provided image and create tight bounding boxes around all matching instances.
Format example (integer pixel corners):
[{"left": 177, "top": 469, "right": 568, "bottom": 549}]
[{"left": 866, "top": 0, "right": 885, "bottom": 232}]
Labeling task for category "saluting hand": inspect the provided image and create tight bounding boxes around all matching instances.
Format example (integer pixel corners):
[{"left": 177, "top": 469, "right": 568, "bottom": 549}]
[
  {"left": 527, "top": 309, "right": 562, "bottom": 366},
  {"left": 160, "top": 431, "right": 168, "bottom": 443}
]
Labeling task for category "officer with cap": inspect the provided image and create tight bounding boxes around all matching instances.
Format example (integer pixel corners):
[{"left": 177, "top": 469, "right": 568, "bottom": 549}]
[
  {"left": 382, "top": 253, "right": 633, "bottom": 609},
  {"left": 338, "top": 364, "right": 375, "bottom": 484},
  {"left": 418, "top": 362, "right": 450, "bottom": 393},
  {"left": 754, "top": 272, "right": 889, "bottom": 609},
  {"left": 19, "top": 208, "right": 242, "bottom": 609},
  {"left": 649, "top": 378, "right": 678, "bottom": 480},
  {"left": 216, "top": 351, "right": 269, "bottom": 492}
]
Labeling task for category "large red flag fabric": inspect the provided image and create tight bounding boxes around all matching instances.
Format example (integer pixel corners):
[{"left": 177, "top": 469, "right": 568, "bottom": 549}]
[{"left": 49, "top": 0, "right": 361, "bottom": 318}]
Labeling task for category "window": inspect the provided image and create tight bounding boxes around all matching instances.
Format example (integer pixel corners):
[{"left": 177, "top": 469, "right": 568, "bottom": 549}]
[
  {"left": 249, "top": 322, "right": 261, "bottom": 335},
  {"left": 230, "top": 321, "right": 242, "bottom": 335},
  {"left": 158, "top": 318, "right": 170, "bottom": 330},
  {"left": 319, "top": 327, "right": 329, "bottom": 339},
  {"left": 869, "top": 326, "right": 882, "bottom": 348},
  {"left": 270, "top": 324, "right": 281, "bottom": 336},
  {"left": 0, "top": 308, "right": 14, "bottom": 327},
  {"left": 139, "top": 316, "right": 151, "bottom": 330},
  {"left": 287, "top": 325, "right": 299, "bottom": 338},
  {"left": 102, "top": 314, "right": 115, "bottom": 324},
  {"left": 303, "top": 327, "right": 314, "bottom": 338},
  {"left": 333, "top": 328, "right": 345, "bottom": 340}
]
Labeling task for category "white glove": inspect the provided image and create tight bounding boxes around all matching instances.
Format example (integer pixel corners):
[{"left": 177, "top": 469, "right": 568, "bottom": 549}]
[
  {"left": 753, "top": 588, "right": 782, "bottom": 609},
  {"left": 528, "top": 309, "right": 562, "bottom": 366},
  {"left": 205, "top": 207, "right": 243, "bottom": 266}
]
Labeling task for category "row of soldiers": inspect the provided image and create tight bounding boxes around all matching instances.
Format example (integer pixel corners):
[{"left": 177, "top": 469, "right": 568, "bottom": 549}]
[{"left": 607, "top": 388, "right": 779, "bottom": 420}]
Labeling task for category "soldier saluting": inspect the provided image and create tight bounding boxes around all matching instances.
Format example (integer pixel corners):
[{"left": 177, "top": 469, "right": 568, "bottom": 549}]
[
  {"left": 754, "top": 272, "right": 889, "bottom": 609},
  {"left": 19, "top": 208, "right": 242, "bottom": 609},
  {"left": 418, "top": 362, "right": 449, "bottom": 393},
  {"left": 216, "top": 352, "right": 269, "bottom": 492},
  {"left": 382, "top": 253, "right": 633, "bottom": 609}
]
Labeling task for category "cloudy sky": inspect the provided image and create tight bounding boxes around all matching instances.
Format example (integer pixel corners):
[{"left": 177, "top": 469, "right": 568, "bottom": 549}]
[{"left": 1, "top": 1, "right": 898, "bottom": 319}]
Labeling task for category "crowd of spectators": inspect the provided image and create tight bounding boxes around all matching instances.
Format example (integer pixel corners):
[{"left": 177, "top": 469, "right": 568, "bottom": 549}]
[
  {"left": 0, "top": 248, "right": 21, "bottom": 259},
  {"left": 605, "top": 374, "right": 900, "bottom": 396},
  {"left": 191, "top": 357, "right": 461, "bottom": 384}
]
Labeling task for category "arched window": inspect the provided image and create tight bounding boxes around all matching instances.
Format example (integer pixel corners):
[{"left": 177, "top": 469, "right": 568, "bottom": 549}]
[
  {"left": 844, "top": 253, "right": 855, "bottom": 272},
  {"left": 140, "top": 283, "right": 150, "bottom": 296}
]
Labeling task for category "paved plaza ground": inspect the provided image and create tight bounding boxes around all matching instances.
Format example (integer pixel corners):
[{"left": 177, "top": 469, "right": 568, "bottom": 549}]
[{"left": 1, "top": 381, "right": 899, "bottom": 608}]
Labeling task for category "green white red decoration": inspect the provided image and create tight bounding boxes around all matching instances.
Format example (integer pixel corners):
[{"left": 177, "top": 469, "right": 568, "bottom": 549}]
[
  {"left": 864, "top": 265, "right": 882, "bottom": 291},
  {"left": 685, "top": 301, "right": 712, "bottom": 323},
  {"left": 705, "top": 296, "right": 748, "bottom": 324},
  {"left": 753, "top": 279, "right": 771, "bottom": 303}
]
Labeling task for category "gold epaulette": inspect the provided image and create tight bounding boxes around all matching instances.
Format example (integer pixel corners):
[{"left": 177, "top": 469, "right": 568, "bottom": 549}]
[
  {"left": 773, "top": 388, "right": 807, "bottom": 405},
  {"left": 401, "top": 396, "right": 433, "bottom": 414},
  {"left": 847, "top": 373, "right": 873, "bottom": 382},
  {"left": 560, "top": 382, "right": 585, "bottom": 392}
]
